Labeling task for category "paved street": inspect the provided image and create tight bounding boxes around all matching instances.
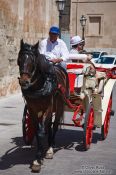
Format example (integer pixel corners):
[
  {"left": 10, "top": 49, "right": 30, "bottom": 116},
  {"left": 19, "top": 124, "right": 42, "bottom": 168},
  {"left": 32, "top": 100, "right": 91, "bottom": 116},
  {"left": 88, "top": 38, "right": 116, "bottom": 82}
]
[{"left": 0, "top": 84, "right": 116, "bottom": 175}]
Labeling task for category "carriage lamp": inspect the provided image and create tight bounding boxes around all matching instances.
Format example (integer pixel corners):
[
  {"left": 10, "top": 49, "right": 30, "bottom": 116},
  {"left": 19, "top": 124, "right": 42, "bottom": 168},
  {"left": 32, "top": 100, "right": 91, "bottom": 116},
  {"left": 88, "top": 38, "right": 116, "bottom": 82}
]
[
  {"left": 56, "top": 0, "right": 66, "bottom": 12},
  {"left": 56, "top": 0, "right": 66, "bottom": 38},
  {"left": 80, "top": 15, "right": 87, "bottom": 48}
]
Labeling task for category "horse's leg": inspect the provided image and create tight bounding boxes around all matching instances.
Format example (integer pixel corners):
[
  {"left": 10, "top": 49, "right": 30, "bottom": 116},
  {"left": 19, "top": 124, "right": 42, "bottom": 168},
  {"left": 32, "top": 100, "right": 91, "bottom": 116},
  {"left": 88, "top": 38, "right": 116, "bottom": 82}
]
[
  {"left": 52, "top": 95, "right": 64, "bottom": 147},
  {"left": 35, "top": 108, "right": 54, "bottom": 161},
  {"left": 31, "top": 134, "right": 42, "bottom": 172},
  {"left": 31, "top": 118, "right": 48, "bottom": 172},
  {"left": 30, "top": 110, "right": 47, "bottom": 172},
  {"left": 44, "top": 113, "right": 54, "bottom": 159},
  {"left": 46, "top": 115, "right": 53, "bottom": 147}
]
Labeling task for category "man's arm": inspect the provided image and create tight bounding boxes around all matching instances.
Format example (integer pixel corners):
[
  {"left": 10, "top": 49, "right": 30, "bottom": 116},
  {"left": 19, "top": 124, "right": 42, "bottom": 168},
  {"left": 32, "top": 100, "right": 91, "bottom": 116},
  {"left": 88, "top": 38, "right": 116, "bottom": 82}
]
[
  {"left": 49, "top": 58, "right": 63, "bottom": 64},
  {"left": 39, "top": 39, "right": 46, "bottom": 54},
  {"left": 60, "top": 40, "right": 69, "bottom": 61}
]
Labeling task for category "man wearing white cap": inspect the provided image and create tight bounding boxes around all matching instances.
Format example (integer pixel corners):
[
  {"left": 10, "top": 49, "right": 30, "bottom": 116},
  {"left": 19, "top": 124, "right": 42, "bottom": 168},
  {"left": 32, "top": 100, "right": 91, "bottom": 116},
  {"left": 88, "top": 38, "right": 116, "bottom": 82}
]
[
  {"left": 70, "top": 35, "right": 84, "bottom": 54},
  {"left": 69, "top": 35, "right": 92, "bottom": 63}
]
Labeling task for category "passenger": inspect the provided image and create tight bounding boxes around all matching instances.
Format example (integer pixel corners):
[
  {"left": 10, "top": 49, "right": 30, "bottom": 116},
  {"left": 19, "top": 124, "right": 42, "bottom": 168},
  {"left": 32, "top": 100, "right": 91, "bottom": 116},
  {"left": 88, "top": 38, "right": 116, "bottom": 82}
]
[
  {"left": 69, "top": 35, "right": 91, "bottom": 63},
  {"left": 69, "top": 35, "right": 97, "bottom": 80},
  {"left": 39, "top": 26, "right": 70, "bottom": 97},
  {"left": 70, "top": 35, "right": 84, "bottom": 54}
]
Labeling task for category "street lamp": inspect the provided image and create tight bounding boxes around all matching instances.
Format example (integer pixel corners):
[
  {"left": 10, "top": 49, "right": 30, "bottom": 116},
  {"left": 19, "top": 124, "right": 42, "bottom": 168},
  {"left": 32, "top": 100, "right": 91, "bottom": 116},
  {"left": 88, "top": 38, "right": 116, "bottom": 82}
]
[
  {"left": 56, "top": 0, "right": 66, "bottom": 38},
  {"left": 80, "top": 15, "right": 87, "bottom": 47}
]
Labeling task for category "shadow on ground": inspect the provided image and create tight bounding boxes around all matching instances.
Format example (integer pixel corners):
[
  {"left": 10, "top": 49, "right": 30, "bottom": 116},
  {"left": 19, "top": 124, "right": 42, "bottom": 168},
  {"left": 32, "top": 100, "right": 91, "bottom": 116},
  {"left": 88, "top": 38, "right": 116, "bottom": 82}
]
[{"left": 0, "top": 128, "right": 101, "bottom": 170}]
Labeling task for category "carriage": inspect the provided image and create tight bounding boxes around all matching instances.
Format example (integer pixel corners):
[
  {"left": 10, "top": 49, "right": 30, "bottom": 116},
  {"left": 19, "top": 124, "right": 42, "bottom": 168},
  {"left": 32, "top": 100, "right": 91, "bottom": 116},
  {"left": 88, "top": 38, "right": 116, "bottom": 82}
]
[
  {"left": 22, "top": 60, "right": 116, "bottom": 151},
  {"left": 18, "top": 40, "right": 116, "bottom": 172}
]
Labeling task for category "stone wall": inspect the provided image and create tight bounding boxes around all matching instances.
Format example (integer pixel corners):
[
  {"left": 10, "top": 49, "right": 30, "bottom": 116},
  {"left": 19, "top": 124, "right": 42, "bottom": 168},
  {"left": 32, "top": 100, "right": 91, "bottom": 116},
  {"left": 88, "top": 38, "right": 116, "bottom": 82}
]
[{"left": 0, "top": 0, "right": 58, "bottom": 97}]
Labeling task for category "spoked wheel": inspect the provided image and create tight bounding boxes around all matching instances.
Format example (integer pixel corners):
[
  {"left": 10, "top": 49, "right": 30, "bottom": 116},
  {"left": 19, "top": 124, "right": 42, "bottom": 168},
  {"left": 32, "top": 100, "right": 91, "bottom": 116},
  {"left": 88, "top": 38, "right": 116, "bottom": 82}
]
[
  {"left": 83, "top": 103, "right": 94, "bottom": 150},
  {"left": 22, "top": 105, "right": 35, "bottom": 145},
  {"left": 101, "top": 94, "right": 112, "bottom": 140}
]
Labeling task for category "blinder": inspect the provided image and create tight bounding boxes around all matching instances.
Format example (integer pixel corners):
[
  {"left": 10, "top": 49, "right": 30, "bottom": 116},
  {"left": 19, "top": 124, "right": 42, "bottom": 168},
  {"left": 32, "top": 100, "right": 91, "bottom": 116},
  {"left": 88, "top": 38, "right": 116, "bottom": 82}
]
[{"left": 18, "top": 50, "right": 37, "bottom": 79}]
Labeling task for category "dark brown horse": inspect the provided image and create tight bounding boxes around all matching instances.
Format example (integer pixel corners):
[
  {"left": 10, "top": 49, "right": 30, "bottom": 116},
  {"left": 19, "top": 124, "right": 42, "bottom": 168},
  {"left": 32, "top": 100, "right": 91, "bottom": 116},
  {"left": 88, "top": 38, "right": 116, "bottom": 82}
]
[{"left": 17, "top": 40, "right": 67, "bottom": 172}]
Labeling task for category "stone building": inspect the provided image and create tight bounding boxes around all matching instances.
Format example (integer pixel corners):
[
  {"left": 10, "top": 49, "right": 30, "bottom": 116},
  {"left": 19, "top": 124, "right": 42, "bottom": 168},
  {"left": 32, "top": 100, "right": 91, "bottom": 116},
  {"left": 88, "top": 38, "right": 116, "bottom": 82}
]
[
  {"left": 70, "top": 0, "right": 116, "bottom": 52},
  {"left": 0, "top": 0, "right": 59, "bottom": 96},
  {"left": 0, "top": 0, "right": 116, "bottom": 97}
]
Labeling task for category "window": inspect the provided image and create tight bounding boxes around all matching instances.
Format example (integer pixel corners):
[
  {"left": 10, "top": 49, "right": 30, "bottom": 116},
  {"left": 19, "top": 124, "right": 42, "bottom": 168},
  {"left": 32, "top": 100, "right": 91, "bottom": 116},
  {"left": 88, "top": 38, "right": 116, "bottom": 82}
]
[
  {"left": 101, "top": 52, "right": 107, "bottom": 57},
  {"left": 97, "top": 57, "right": 114, "bottom": 64},
  {"left": 87, "top": 15, "right": 103, "bottom": 36}
]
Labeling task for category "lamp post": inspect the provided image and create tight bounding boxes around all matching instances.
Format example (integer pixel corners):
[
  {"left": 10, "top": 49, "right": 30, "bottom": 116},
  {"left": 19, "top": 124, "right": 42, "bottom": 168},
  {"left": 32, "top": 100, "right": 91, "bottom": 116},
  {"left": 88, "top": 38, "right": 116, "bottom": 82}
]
[
  {"left": 56, "top": 0, "right": 66, "bottom": 38},
  {"left": 80, "top": 15, "right": 87, "bottom": 48}
]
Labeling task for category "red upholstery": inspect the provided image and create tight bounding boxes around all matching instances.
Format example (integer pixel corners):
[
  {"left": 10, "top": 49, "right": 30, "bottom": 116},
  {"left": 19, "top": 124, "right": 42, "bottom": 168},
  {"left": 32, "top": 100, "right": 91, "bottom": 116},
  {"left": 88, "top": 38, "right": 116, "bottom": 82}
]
[
  {"left": 68, "top": 73, "right": 76, "bottom": 93},
  {"left": 67, "top": 64, "right": 84, "bottom": 69},
  {"left": 67, "top": 64, "right": 84, "bottom": 93}
]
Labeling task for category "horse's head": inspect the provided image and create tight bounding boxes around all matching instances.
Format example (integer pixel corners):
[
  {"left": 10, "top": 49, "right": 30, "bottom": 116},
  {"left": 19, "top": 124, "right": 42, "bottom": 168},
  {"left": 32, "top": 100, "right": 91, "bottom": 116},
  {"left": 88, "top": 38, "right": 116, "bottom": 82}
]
[{"left": 17, "top": 39, "right": 39, "bottom": 89}]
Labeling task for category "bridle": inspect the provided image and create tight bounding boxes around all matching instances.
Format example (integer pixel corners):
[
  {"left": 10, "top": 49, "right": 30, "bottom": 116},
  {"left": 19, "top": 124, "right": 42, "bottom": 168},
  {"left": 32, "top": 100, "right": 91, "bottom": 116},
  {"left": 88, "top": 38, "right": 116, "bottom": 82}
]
[{"left": 18, "top": 49, "right": 40, "bottom": 89}]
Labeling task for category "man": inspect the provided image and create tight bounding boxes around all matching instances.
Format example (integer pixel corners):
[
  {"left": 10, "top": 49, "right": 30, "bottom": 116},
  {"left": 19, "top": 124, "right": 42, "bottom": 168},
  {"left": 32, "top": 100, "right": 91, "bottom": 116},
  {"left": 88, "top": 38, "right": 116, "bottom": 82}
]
[
  {"left": 39, "top": 26, "right": 69, "bottom": 97},
  {"left": 69, "top": 35, "right": 92, "bottom": 63},
  {"left": 70, "top": 35, "right": 84, "bottom": 54},
  {"left": 69, "top": 35, "right": 96, "bottom": 80},
  {"left": 39, "top": 26, "right": 69, "bottom": 67}
]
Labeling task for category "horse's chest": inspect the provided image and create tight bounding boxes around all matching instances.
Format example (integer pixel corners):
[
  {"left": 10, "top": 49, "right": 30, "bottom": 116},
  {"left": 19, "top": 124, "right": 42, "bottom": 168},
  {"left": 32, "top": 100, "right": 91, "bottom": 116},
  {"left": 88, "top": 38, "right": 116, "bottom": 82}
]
[{"left": 27, "top": 98, "right": 50, "bottom": 111}]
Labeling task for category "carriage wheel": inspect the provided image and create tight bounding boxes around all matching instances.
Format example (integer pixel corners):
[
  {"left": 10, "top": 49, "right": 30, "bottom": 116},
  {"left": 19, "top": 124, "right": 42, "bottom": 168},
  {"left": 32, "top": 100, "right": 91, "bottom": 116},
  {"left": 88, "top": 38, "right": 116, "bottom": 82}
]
[
  {"left": 22, "top": 105, "right": 35, "bottom": 145},
  {"left": 83, "top": 103, "right": 94, "bottom": 150},
  {"left": 101, "top": 94, "right": 112, "bottom": 140}
]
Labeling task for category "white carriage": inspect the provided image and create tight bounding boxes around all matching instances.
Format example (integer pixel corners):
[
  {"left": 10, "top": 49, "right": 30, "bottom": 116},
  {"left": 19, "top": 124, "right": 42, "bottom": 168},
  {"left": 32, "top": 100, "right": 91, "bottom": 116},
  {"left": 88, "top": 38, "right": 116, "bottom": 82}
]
[{"left": 63, "top": 61, "right": 115, "bottom": 150}]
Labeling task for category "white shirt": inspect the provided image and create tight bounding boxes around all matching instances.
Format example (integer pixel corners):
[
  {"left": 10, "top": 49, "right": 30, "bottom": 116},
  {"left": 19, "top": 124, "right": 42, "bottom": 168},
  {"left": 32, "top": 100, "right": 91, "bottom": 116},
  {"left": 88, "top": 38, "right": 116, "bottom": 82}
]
[
  {"left": 70, "top": 48, "right": 79, "bottom": 54},
  {"left": 69, "top": 48, "right": 88, "bottom": 62},
  {"left": 39, "top": 38, "right": 69, "bottom": 62}
]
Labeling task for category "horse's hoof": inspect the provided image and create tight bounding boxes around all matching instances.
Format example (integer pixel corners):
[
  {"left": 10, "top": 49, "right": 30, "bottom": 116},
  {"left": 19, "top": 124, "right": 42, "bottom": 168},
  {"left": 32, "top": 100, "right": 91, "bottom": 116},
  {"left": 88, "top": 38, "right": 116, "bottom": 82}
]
[
  {"left": 45, "top": 153, "right": 53, "bottom": 159},
  {"left": 45, "top": 147, "right": 54, "bottom": 159},
  {"left": 31, "top": 160, "right": 41, "bottom": 173}
]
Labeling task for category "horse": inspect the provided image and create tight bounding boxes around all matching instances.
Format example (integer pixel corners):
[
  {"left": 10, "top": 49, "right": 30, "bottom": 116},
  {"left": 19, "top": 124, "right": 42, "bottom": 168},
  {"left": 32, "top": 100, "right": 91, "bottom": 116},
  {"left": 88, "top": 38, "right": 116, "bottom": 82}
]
[{"left": 17, "top": 39, "right": 67, "bottom": 172}]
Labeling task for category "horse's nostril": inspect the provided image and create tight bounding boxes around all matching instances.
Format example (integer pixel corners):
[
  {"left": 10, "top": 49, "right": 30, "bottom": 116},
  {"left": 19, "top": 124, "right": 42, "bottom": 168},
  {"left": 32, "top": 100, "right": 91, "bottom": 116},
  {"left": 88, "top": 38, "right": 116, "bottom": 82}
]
[
  {"left": 23, "top": 80, "right": 30, "bottom": 86},
  {"left": 25, "top": 80, "right": 30, "bottom": 84},
  {"left": 19, "top": 79, "right": 30, "bottom": 89}
]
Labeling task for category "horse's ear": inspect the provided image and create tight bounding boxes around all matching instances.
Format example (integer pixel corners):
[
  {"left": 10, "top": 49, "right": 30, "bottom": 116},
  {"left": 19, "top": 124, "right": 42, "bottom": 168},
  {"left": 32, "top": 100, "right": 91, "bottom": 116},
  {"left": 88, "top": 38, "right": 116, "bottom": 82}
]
[
  {"left": 20, "top": 39, "right": 24, "bottom": 49},
  {"left": 33, "top": 41, "right": 39, "bottom": 50}
]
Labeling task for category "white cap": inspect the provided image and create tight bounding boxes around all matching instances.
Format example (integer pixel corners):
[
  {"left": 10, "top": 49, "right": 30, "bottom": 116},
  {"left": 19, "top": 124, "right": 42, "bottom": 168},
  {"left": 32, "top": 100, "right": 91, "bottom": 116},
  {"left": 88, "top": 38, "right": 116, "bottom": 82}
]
[{"left": 70, "top": 36, "right": 84, "bottom": 46}]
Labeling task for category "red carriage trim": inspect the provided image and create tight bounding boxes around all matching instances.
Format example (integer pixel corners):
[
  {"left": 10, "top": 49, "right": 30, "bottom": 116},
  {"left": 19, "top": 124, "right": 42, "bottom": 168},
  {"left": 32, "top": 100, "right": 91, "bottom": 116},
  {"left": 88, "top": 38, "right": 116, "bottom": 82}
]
[
  {"left": 68, "top": 73, "right": 76, "bottom": 93},
  {"left": 96, "top": 67, "right": 116, "bottom": 79},
  {"left": 67, "top": 64, "right": 84, "bottom": 69},
  {"left": 96, "top": 67, "right": 108, "bottom": 72},
  {"left": 72, "top": 104, "right": 84, "bottom": 127}
]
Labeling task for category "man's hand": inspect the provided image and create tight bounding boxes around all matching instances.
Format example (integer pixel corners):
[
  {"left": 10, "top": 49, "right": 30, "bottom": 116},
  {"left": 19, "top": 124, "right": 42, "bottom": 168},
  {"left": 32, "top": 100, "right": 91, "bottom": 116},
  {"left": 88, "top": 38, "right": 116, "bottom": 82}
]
[
  {"left": 87, "top": 54, "right": 92, "bottom": 61},
  {"left": 50, "top": 58, "right": 63, "bottom": 64}
]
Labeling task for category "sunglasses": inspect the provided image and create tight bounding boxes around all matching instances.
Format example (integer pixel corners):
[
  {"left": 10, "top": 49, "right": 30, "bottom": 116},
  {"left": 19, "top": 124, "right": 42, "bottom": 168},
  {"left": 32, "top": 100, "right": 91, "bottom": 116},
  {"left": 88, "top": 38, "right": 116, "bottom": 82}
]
[{"left": 78, "top": 43, "right": 84, "bottom": 46}]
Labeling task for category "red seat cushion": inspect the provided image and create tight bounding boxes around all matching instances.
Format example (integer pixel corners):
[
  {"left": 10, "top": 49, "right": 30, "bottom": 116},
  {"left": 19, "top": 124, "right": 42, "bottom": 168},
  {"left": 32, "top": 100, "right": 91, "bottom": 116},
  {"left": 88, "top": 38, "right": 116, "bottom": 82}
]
[{"left": 67, "top": 64, "right": 84, "bottom": 69}]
